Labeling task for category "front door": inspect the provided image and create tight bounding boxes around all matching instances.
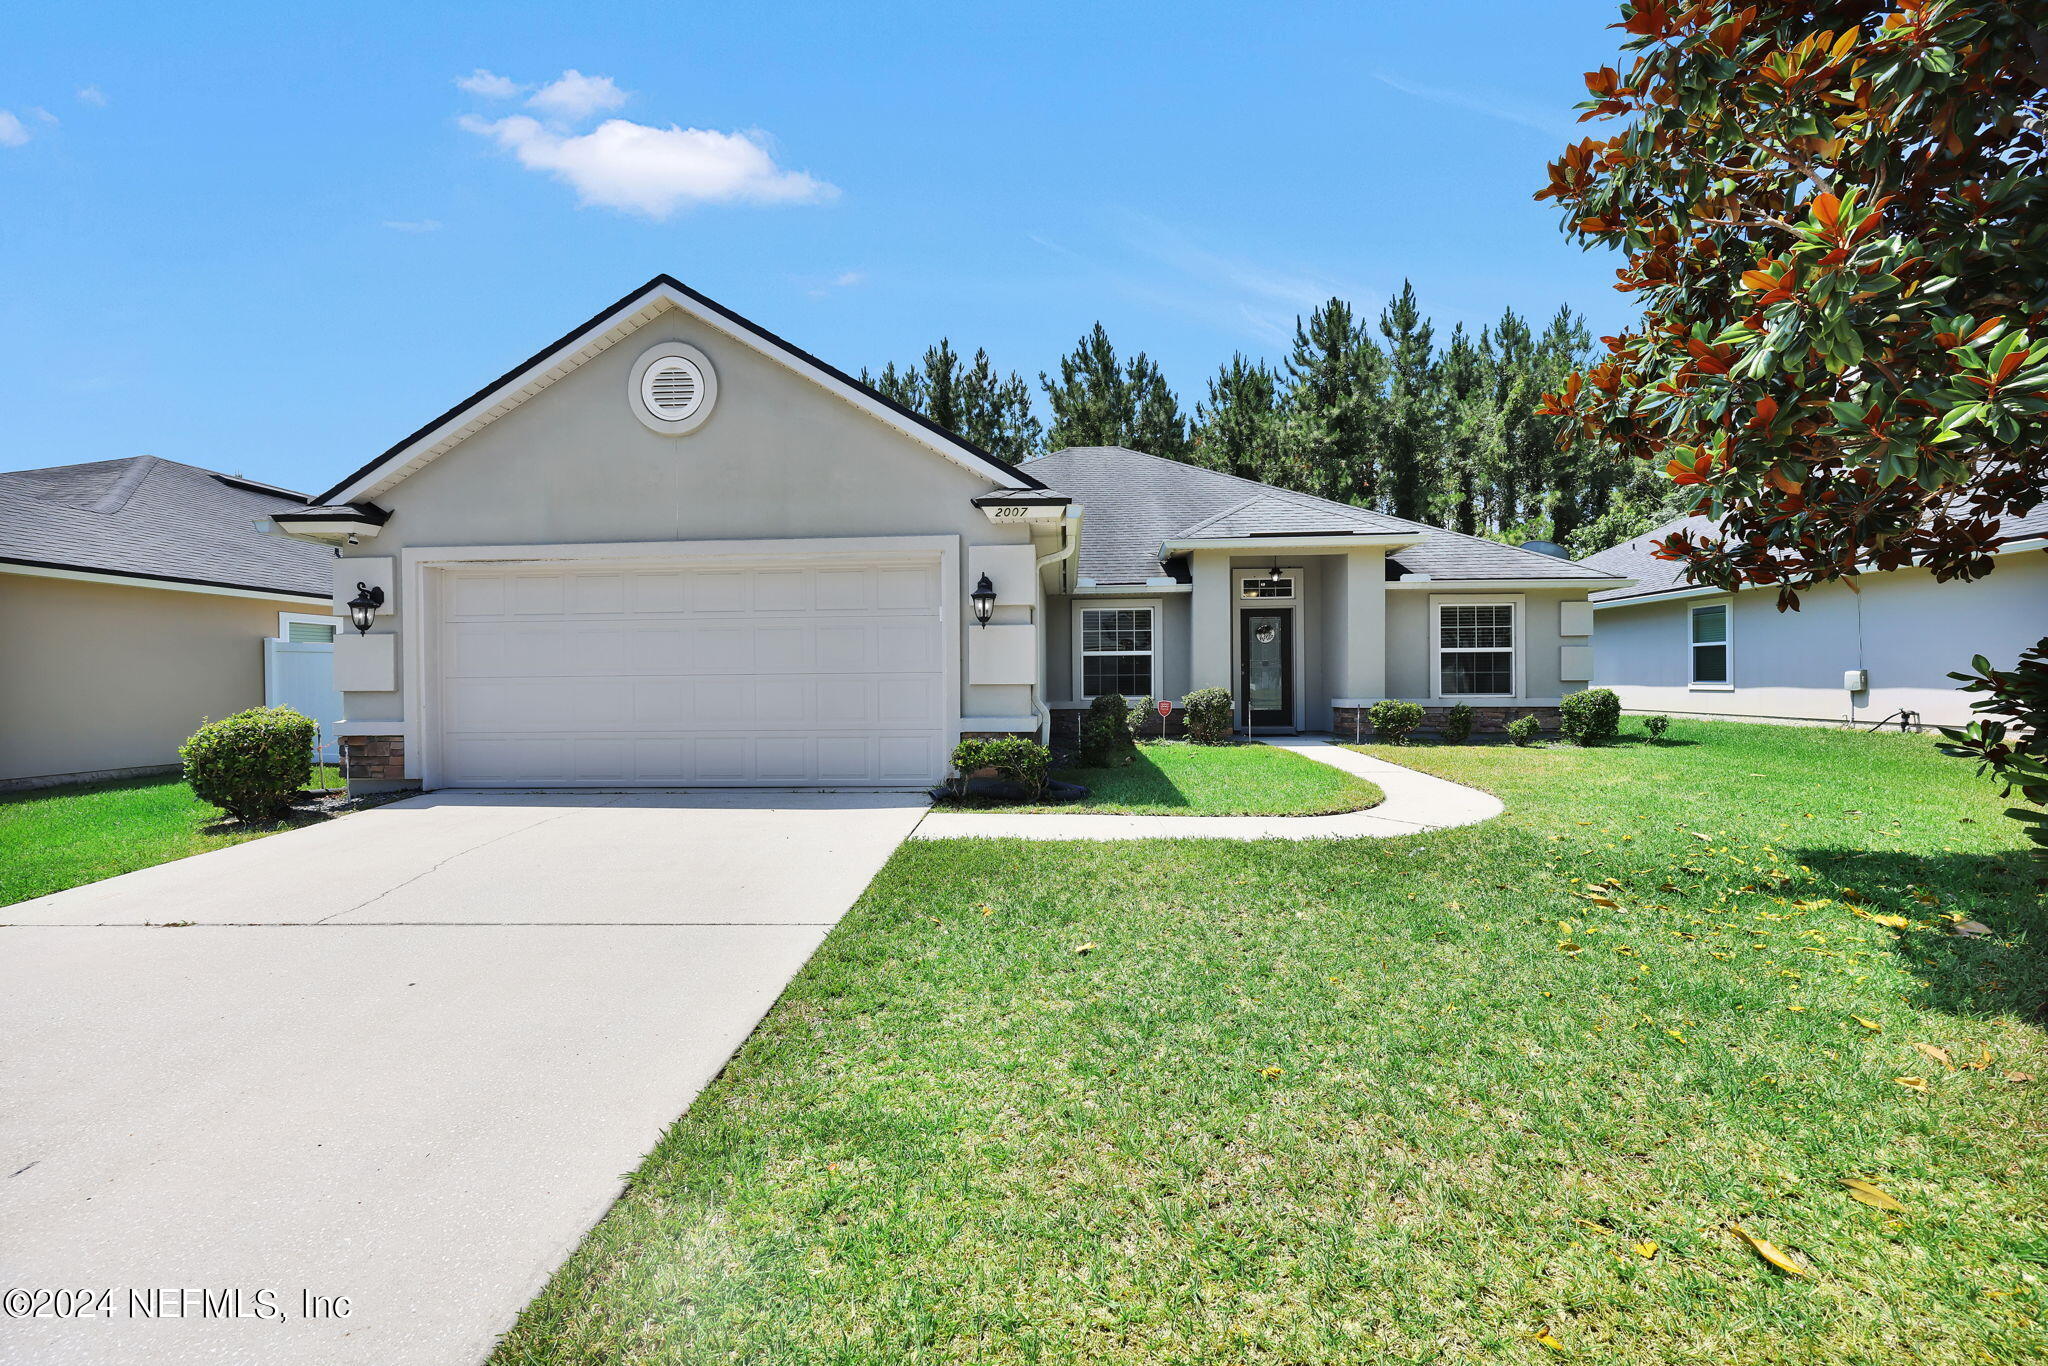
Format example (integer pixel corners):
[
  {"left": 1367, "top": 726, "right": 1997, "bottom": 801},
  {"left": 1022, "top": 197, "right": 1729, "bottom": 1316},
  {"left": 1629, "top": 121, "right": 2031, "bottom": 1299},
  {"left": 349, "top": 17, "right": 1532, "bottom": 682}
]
[{"left": 1239, "top": 607, "right": 1294, "bottom": 730}]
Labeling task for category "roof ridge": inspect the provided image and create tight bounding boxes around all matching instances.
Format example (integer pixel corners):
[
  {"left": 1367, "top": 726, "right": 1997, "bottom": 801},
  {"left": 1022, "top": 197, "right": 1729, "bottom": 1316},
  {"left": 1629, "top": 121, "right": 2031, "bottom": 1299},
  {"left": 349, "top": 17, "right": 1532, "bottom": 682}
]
[{"left": 1175, "top": 494, "right": 1269, "bottom": 538}]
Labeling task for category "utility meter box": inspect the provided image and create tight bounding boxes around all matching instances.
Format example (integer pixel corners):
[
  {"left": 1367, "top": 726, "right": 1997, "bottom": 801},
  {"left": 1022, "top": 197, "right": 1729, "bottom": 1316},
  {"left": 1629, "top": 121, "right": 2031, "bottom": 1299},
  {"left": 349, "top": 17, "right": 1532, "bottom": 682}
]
[{"left": 1843, "top": 668, "right": 1868, "bottom": 691}]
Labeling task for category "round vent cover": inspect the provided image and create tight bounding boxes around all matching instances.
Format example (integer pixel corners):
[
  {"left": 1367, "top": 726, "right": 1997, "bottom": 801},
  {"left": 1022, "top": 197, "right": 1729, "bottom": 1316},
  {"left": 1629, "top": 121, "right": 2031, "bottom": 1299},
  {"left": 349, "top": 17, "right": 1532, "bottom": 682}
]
[{"left": 629, "top": 342, "right": 718, "bottom": 435}]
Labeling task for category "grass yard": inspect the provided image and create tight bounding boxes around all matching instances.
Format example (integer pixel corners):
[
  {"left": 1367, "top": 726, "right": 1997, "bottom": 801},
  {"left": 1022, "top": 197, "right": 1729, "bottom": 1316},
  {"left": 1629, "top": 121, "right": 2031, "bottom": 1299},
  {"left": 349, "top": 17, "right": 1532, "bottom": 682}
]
[
  {"left": 497, "top": 720, "right": 2046, "bottom": 1365},
  {"left": 0, "top": 766, "right": 343, "bottom": 907},
  {"left": 943, "top": 739, "right": 1384, "bottom": 816}
]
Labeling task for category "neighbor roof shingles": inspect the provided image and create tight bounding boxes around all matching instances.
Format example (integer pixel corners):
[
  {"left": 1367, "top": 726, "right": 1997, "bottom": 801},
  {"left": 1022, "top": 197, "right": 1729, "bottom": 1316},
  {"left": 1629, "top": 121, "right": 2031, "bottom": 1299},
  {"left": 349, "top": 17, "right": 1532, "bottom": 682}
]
[
  {"left": 0, "top": 456, "right": 332, "bottom": 597},
  {"left": 1581, "top": 502, "right": 2048, "bottom": 603},
  {"left": 1022, "top": 446, "right": 1624, "bottom": 585}
]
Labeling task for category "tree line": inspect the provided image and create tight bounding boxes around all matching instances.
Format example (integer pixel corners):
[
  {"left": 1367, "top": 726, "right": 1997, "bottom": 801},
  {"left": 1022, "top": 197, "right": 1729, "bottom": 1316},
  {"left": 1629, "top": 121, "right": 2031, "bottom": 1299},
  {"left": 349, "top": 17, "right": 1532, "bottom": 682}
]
[{"left": 861, "top": 280, "right": 1673, "bottom": 555}]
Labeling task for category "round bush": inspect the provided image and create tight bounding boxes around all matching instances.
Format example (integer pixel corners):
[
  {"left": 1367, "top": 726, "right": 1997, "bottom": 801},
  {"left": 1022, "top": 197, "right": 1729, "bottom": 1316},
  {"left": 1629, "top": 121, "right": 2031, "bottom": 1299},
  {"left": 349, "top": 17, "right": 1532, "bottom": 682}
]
[
  {"left": 1440, "top": 703, "right": 1476, "bottom": 744},
  {"left": 1559, "top": 688, "right": 1622, "bottom": 747},
  {"left": 1181, "top": 688, "right": 1235, "bottom": 744},
  {"left": 1079, "top": 692, "right": 1137, "bottom": 766},
  {"left": 1368, "top": 699, "right": 1426, "bottom": 745},
  {"left": 1507, "top": 714, "right": 1541, "bottom": 747},
  {"left": 1643, "top": 714, "right": 1672, "bottom": 740},
  {"left": 181, "top": 706, "right": 318, "bottom": 822}
]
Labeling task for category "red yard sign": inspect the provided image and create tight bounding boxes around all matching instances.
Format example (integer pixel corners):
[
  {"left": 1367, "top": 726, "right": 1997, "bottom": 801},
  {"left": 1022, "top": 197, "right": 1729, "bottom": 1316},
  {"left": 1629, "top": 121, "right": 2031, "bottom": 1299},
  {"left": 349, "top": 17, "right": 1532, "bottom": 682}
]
[{"left": 1156, "top": 699, "right": 1172, "bottom": 718}]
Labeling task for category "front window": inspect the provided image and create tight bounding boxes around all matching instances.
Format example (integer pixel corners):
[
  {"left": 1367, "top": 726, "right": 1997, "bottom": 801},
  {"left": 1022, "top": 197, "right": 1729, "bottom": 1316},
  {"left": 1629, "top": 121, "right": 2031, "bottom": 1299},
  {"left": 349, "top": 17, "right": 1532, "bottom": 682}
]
[
  {"left": 1691, "top": 603, "right": 1731, "bottom": 686},
  {"left": 1080, "top": 606, "right": 1154, "bottom": 698},
  {"left": 1437, "top": 602, "right": 1515, "bottom": 696}
]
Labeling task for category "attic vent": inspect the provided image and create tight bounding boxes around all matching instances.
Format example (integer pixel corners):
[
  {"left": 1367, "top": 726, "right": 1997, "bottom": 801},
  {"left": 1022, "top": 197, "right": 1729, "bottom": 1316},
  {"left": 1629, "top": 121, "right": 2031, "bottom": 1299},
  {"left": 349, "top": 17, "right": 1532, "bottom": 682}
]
[
  {"left": 630, "top": 342, "right": 719, "bottom": 435},
  {"left": 643, "top": 359, "right": 703, "bottom": 417}
]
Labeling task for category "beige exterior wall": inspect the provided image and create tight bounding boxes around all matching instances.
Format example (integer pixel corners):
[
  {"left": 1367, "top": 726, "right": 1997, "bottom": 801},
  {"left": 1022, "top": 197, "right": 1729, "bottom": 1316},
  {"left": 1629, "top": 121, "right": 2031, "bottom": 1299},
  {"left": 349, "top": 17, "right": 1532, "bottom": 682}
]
[
  {"left": 1592, "top": 553, "right": 2048, "bottom": 728},
  {"left": 0, "top": 572, "right": 285, "bottom": 785},
  {"left": 333, "top": 307, "right": 1041, "bottom": 776}
]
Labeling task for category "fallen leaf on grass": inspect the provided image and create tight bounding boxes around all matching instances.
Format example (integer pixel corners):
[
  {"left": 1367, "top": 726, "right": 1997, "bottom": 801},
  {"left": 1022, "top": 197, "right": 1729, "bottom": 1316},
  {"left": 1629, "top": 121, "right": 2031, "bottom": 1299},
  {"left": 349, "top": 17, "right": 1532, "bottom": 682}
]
[
  {"left": 1894, "top": 1076, "right": 1928, "bottom": 1091},
  {"left": 1853, "top": 1016, "right": 1884, "bottom": 1032},
  {"left": 1911, "top": 1042, "right": 1953, "bottom": 1069},
  {"left": 1729, "top": 1223, "right": 1812, "bottom": 1277},
  {"left": 1072, "top": 942, "right": 1097, "bottom": 955},
  {"left": 1867, "top": 913, "right": 1913, "bottom": 930},
  {"left": 1962, "top": 1046, "right": 1992, "bottom": 1071},
  {"left": 1840, "top": 1178, "right": 1906, "bottom": 1212},
  {"left": 1632, "top": 1241, "right": 1658, "bottom": 1259},
  {"left": 2005, "top": 1071, "right": 2035, "bottom": 1084},
  {"left": 1585, "top": 893, "right": 1620, "bottom": 908},
  {"left": 1530, "top": 1331, "right": 1567, "bottom": 1352},
  {"left": 1257, "top": 1065, "right": 1283, "bottom": 1080}
]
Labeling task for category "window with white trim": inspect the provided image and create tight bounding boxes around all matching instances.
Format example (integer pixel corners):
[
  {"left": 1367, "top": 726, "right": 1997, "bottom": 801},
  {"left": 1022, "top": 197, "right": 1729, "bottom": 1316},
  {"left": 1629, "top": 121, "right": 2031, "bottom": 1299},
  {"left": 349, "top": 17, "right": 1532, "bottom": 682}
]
[
  {"left": 1690, "top": 603, "right": 1731, "bottom": 686},
  {"left": 1239, "top": 574, "right": 1296, "bottom": 600},
  {"left": 1436, "top": 602, "right": 1515, "bottom": 696},
  {"left": 1079, "top": 606, "right": 1154, "bottom": 698}
]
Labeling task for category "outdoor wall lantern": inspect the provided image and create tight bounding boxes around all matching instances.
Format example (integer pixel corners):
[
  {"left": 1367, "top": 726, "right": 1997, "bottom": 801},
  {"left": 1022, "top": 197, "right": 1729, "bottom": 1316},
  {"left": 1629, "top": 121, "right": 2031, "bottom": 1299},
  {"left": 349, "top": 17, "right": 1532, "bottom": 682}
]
[
  {"left": 347, "top": 582, "right": 385, "bottom": 635},
  {"left": 1266, "top": 560, "right": 1285, "bottom": 584},
  {"left": 970, "top": 573, "right": 998, "bottom": 628}
]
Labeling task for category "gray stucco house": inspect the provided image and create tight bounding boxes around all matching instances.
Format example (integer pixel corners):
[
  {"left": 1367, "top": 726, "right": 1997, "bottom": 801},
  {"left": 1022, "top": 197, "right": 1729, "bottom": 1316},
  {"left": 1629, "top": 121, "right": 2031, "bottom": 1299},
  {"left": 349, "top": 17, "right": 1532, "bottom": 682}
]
[
  {"left": 1580, "top": 512, "right": 2048, "bottom": 729},
  {"left": 273, "top": 276, "right": 1628, "bottom": 790}
]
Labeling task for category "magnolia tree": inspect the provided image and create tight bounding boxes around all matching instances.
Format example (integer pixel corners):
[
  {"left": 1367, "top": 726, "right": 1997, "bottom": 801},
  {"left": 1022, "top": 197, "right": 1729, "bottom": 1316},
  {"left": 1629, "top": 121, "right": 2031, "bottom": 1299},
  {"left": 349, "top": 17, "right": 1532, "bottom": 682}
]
[{"left": 1536, "top": 1, "right": 2048, "bottom": 855}]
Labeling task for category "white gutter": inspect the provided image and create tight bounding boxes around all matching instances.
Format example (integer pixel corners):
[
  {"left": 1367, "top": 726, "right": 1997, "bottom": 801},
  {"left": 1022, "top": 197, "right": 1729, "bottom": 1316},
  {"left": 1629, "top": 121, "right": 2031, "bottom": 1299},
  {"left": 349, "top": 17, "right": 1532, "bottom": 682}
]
[{"left": 1032, "top": 507, "right": 1083, "bottom": 744}]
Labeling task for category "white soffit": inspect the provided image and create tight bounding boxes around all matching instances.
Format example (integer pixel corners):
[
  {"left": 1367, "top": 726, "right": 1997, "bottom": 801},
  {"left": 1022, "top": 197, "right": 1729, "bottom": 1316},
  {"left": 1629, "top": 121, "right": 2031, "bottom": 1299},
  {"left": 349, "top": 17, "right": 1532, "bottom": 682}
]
[{"left": 330, "top": 282, "right": 1033, "bottom": 505}]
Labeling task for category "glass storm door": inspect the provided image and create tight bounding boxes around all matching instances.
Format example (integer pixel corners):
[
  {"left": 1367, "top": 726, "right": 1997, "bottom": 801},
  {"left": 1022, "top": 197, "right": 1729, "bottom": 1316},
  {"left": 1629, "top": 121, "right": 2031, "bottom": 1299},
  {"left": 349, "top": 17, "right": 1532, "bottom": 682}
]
[{"left": 1240, "top": 608, "right": 1294, "bottom": 729}]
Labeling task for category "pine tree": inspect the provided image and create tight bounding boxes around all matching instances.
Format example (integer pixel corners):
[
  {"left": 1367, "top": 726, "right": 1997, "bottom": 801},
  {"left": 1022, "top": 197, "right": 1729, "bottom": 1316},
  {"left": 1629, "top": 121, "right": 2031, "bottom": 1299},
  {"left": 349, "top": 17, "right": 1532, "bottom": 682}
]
[
  {"left": 1191, "top": 354, "right": 1289, "bottom": 482},
  {"left": 861, "top": 340, "right": 1042, "bottom": 463},
  {"left": 1376, "top": 280, "right": 1438, "bottom": 522},
  {"left": 1280, "top": 299, "right": 1383, "bottom": 505},
  {"left": 1041, "top": 324, "right": 1190, "bottom": 458}
]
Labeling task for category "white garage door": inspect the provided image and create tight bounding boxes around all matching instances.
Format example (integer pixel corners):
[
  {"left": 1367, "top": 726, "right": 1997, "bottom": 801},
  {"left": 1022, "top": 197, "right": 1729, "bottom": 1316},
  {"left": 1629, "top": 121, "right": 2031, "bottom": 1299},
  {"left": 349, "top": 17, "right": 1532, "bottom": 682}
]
[{"left": 434, "top": 555, "right": 948, "bottom": 787}]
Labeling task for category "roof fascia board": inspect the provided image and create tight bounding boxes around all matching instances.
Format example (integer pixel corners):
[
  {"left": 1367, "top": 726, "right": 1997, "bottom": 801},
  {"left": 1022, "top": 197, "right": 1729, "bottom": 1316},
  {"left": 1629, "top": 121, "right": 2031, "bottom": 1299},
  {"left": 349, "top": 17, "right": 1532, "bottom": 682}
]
[
  {"left": 0, "top": 557, "right": 331, "bottom": 606},
  {"left": 1392, "top": 577, "right": 1633, "bottom": 591},
  {"left": 321, "top": 279, "right": 1036, "bottom": 506}
]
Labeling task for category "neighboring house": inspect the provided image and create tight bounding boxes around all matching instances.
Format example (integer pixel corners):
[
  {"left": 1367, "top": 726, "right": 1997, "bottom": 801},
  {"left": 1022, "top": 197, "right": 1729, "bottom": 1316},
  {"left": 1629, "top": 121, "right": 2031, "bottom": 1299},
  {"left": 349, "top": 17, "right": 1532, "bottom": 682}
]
[
  {"left": 0, "top": 456, "right": 337, "bottom": 788},
  {"left": 272, "top": 276, "right": 1629, "bottom": 792},
  {"left": 1580, "top": 510, "right": 2048, "bottom": 728}
]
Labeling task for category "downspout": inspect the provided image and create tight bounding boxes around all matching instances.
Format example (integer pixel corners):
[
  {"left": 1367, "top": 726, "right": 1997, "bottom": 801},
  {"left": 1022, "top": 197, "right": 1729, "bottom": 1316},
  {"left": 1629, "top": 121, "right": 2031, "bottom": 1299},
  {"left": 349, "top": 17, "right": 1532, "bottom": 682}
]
[{"left": 1033, "top": 509, "right": 1081, "bottom": 744}]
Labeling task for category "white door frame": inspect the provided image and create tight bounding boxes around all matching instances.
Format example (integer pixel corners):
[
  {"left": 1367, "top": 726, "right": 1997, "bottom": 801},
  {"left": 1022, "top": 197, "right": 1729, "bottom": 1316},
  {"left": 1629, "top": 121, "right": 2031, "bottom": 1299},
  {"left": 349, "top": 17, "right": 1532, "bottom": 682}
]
[
  {"left": 1228, "top": 565, "right": 1306, "bottom": 733},
  {"left": 400, "top": 535, "right": 961, "bottom": 790}
]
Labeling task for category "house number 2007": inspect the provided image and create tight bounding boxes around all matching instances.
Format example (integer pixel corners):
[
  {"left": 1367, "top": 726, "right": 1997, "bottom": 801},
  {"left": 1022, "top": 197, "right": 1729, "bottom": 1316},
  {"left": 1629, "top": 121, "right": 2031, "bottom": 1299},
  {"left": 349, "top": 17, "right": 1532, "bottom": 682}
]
[{"left": 988, "top": 507, "right": 1030, "bottom": 518}]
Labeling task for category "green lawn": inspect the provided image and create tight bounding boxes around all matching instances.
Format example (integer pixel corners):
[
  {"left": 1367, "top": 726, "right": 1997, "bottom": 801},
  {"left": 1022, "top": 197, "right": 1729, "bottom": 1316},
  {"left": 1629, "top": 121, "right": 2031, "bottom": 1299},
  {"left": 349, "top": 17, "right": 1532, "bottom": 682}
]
[
  {"left": 498, "top": 719, "right": 2046, "bottom": 1365},
  {"left": 941, "top": 739, "right": 1384, "bottom": 816},
  {"left": 0, "top": 766, "right": 343, "bottom": 907}
]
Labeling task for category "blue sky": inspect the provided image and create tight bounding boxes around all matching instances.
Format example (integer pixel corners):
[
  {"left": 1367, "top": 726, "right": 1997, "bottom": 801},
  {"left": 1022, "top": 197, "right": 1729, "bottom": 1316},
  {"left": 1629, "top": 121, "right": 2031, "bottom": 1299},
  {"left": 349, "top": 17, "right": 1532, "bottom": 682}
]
[{"left": 0, "top": 2, "right": 1629, "bottom": 493}]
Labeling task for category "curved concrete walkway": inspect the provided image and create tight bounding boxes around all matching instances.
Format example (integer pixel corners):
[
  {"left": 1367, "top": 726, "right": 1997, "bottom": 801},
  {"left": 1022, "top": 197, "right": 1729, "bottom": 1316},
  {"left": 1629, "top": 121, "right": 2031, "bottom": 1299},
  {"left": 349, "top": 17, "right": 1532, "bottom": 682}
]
[{"left": 911, "top": 734, "right": 1502, "bottom": 841}]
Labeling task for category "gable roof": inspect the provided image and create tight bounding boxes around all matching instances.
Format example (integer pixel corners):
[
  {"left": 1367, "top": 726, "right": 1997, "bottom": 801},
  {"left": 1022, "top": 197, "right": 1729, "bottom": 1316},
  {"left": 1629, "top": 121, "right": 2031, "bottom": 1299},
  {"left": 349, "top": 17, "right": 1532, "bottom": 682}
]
[
  {"left": 313, "top": 275, "right": 1043, "bottom": 506},
  {"left": 1582, "top": 503, "right": 2048, "bottom": 604},
  {"left": 0, "top": 456, "right": 331, "bottom": 598},
  {"left": 1020, "top": 446, "right": 1627, "bottom": 586}
]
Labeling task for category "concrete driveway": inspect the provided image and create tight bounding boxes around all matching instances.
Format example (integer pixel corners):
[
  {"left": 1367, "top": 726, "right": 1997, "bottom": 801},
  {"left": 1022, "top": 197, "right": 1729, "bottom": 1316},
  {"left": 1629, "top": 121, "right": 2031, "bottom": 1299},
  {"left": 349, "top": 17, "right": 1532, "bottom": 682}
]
[{"left": 0, "top": 788, "right": 929, "bottom": 1366}]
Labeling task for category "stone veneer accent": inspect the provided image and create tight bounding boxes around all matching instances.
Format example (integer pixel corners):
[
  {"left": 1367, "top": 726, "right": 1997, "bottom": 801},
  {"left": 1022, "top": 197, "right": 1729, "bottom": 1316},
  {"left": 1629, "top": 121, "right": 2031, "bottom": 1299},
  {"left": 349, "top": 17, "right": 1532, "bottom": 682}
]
[
  {"left": 1048, "top": 707, "right": 1187, "bottom": 748},
  {"left": 1330, "top": 704, "right": 1561, "bottom": 741},
  {"left": 340, "top": 734, "right": 406, "bottom": 782}
]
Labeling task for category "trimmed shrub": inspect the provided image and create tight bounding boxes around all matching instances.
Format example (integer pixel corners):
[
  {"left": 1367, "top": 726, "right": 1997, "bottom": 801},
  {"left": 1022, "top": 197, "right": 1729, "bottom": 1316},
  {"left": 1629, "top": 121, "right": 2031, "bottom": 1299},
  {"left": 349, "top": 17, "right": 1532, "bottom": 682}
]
[
  {"left": 1368, "top": 699, "right": 1426, "bottom": 745},
  {"left": 981, "top": 737, "right": 1052, "bottom": 799},
  {"left": 948, "top": 738, "right": 991, "bottom": 796},
  {"left": 1559, "top": 688, "right": 1622, "bottom": 747},
  {"left": 1507, "top": 714, "right": 1541, "bottom": 747},
  {"left": 1079, "top": 692, "right": 1137, "bottom": 766},
  {"left": 1643, "top": 714, "right": 1672, "bottom": 740},
  {"left": 1440, "top": 703, "right": 1476, "bottom": 744},
  {"left": 1182, "top": 688, "right": 1234, "bottom": 744},
  {"left": 1130, "top": 695, "right": 1158, "bottom": 740},
  {"left": 181, "top": 706, "right": 317, "bottom": 822}
]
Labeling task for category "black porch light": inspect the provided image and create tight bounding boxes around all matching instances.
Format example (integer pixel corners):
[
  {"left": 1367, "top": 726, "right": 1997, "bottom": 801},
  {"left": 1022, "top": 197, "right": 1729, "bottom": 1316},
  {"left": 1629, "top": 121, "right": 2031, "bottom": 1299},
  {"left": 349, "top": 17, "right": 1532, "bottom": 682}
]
[
  {"left": 970, "top": 572, "right": 997, "bottom": 628},
  {"left": 347, "top": 582, "right": 385, "bottom": 635},
  {"left": 1266, "top": 560, "right": 1285, "bottom": 584}
]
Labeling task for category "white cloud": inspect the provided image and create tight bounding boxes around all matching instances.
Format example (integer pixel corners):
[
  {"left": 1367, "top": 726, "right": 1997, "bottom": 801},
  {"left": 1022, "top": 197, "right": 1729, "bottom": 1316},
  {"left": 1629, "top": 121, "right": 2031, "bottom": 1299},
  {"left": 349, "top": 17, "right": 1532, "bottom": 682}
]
[
  {"left": 1370, "top": 72, "right": 1576, "bottom": 142},
  {"left": 461, "top": 114, "right": 836, "bottom": 217},
  {"left": 28, "top": 106, "right": 56, "bottom": 125},
  {"left": 804, "top": 269, "right": 867, "bottom": 298},
  {"left": 382, "top": 218, "right": 443, "bottom": 233},
  {"left": 455, "top": 68, "right": 524, "bottom": 99},
  {"left": 526, "top": 70, "right": 627, "bottom": 123},
  {"left": 0, "top": 112, "right": 30, "bottom": 148},
  {"left": 75, "top": 85, "right": 106, "bottom": 107}
]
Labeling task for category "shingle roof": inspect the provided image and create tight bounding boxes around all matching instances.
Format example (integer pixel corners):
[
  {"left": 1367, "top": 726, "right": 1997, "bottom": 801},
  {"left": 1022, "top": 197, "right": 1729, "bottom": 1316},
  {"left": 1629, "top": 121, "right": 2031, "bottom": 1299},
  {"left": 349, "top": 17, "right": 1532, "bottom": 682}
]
[
  {"left": 1581, "top": 502, "right": 2048, "bottom": 604},
  {"left": 0, "top": 456, "right": 332, "bottom": 597},
  {"left": 1020, "top": 446, "right": 1626, "bottom": 586}
]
